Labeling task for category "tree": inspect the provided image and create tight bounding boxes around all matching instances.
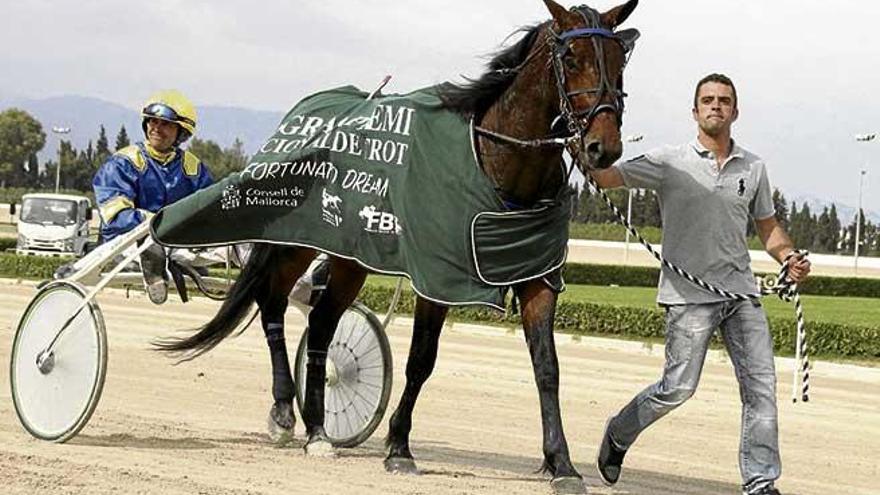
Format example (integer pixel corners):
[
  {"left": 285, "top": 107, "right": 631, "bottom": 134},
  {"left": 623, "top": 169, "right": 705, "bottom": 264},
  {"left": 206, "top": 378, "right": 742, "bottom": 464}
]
[
  {"left": 788, "top": 202, "right": 816, "bottom": 250},
  {"left": 788, "top": 202, "right": 801, "bottom": 248},
  {"left": 854, "top": 209, "right": 868, "bottom": 255},
  {"left": 43, "top": 140, "right": 78, "bottom": 190},
  {"left": 574, "top": 183, "right": 597, "bottom": 222},
  {"left": 813, "top": 207, "right": 833, "bottom": 253},
  {"left": 187, "top": 137, "right": 249, "bottom": 181},
  {"left": 771, "top": 188, "right": 789, "bottom": 230},
  {"left": 23, "top": 152, "right": 39, "bottom": 187},
  {"left": 115, "top": 125, "right": 130, "bottom": 150},
  {"left": 642, "top": 189, "right": 662, "bottom": 227},
  {"left": 0, "top": 108, "right": 46, "bottom": 187},
  {"left": 95, "top": 125, "right": 111, "bottom": 165},
  {"left": 569, "top": 183, "right": 580, "bottom": 219},
  {"left": 828, "top": 204, "right": 841, "bottom": 253},
  {"left": 866, "top": 221, "right": 880, "bottom": 257},
  {"left": 71, "top": 143, "right": 98, "bottom": 191}
]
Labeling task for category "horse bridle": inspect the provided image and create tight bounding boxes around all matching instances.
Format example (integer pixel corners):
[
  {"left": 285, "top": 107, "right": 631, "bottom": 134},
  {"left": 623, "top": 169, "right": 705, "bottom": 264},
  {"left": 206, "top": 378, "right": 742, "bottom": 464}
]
[
  {"left": 550, "top": 6, "right": 632, "bottom": 140},
  {"left": 475, "top": 5, "right": 637, "bottom": 151}
]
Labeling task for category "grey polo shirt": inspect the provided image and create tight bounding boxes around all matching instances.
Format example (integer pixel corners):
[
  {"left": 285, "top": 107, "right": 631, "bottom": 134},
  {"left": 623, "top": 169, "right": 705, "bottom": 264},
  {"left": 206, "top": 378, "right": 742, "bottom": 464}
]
[{"left": 616, "top": 139, "right": 775, "bottom": 304}]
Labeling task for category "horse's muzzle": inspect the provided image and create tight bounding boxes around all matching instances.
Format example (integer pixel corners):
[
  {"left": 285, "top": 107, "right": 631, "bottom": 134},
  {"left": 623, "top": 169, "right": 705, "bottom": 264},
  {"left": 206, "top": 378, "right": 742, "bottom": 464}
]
[{"left": 574, "top": 138, "right": 621, "bottom": 172}]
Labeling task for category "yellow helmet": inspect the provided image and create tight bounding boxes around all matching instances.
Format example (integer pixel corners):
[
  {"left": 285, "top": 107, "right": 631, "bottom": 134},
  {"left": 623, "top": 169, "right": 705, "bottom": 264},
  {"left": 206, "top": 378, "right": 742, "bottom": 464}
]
[{"left": 141, "top": 89, "right": 197, "bottom": 144}]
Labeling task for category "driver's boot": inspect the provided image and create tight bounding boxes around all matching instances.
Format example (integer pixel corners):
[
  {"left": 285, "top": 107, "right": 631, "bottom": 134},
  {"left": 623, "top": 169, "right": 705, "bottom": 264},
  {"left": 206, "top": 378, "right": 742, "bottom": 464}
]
[{"left": 140, "top": 244, "right": 168, "bottom": 305}]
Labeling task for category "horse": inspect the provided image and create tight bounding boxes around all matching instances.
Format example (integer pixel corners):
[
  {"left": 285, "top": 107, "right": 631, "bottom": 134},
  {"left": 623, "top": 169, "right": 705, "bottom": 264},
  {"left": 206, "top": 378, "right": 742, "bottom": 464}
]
[{"left": 156, "top": 1, "right": 639, "bottom": 492}]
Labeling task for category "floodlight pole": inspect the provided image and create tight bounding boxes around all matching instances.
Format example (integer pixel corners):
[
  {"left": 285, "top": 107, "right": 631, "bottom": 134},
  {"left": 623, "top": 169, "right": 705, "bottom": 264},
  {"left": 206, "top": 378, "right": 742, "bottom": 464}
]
[{"left": 854, "top": 133, "right": 875, "bottom": 273}]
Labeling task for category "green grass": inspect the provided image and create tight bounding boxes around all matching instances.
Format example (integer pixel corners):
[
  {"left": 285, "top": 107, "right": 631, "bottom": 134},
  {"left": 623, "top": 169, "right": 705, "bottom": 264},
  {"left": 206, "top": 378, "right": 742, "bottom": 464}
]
[
  {"left": 558, "top": 284, "right": 880, "bottom": 328},
  {"left": 365, "top": 275, "right": 880, "bottom": 329}
]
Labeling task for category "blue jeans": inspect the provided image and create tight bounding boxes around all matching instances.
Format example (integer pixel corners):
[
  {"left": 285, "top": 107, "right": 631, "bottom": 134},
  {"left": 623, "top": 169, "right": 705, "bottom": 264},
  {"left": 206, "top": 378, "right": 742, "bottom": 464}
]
[{"left": 607, "top": 300, "right": 780, "bottom": 494}]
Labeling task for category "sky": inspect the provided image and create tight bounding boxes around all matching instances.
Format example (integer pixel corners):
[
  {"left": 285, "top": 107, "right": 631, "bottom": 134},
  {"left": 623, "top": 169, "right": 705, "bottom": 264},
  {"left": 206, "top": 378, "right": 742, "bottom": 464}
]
[{"left": 1, "top": 0, "right": 878, "bottom": 213}]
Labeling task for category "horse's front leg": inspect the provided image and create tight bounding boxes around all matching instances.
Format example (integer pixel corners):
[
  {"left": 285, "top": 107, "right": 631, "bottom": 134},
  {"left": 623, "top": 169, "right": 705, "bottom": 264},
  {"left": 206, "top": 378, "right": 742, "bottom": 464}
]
[
  {"left": 517, "top": 280, "right": 584, "bottom": 495},
  {"left": 257, "top": 247, "right": 315, "bottom": 445},
  {"left": 384, "top": 297, "right": 448, "bottom": 474},
  {"left": 301, "top": 257, "right": 367, "bottom": 456}
]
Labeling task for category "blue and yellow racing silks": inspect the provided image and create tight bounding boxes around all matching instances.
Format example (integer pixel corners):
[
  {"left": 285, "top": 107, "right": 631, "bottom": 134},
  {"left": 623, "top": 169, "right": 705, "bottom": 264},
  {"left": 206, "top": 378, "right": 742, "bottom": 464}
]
[{"left": 93, "top": 142, "right": 213, "bottom": 241}]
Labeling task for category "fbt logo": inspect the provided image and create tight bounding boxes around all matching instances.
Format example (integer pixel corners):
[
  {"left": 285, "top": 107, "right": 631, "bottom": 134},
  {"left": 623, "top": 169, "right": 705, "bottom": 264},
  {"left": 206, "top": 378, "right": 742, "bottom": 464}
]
[{"left": 358, "top": 205, "right": 402, "bottom": 235}]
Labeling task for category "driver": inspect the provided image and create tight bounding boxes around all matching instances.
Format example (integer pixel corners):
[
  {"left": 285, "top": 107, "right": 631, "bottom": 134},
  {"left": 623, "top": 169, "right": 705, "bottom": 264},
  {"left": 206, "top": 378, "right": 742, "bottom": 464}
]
[{"left": 92, "top": 90, "right": 213, "bottom": 304}]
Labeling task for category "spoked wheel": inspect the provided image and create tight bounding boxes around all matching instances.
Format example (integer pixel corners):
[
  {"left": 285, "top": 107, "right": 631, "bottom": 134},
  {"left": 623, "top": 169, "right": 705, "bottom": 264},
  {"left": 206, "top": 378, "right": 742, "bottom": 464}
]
[
  {"left": 294, "top": 301, "right": 393, "bottom": 448},
  {"left": 10, "top": 281, "right": 108, "bottom": 442}
]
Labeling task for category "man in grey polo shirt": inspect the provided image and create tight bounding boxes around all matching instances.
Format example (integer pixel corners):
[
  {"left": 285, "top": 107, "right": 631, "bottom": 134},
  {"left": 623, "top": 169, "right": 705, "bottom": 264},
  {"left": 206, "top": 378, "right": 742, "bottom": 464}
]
[{"left": 589, "top": 73, "right": 811, "bottom": 495}]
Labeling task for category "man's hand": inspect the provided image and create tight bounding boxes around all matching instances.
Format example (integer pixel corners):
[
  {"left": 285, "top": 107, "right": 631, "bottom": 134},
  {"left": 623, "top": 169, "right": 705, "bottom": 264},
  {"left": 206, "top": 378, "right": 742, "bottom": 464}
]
[{"left": 786, "top": 252, "right": 811, "bottom": 283}]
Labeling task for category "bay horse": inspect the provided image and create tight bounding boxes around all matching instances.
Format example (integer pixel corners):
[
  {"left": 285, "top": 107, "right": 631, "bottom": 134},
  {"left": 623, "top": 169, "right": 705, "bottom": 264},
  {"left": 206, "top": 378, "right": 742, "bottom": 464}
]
[{"left": 157, "top": 1, "right": 639, "bottom": 492}]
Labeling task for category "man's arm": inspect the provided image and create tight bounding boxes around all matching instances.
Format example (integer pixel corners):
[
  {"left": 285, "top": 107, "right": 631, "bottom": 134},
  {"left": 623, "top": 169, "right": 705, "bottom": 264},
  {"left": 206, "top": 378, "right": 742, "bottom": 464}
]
[
  {"left": 754, "top": 215, "right": 811, "bottom": 282},
  {"left": 588, "top": 167, "right": 625, "bottom": 189}
]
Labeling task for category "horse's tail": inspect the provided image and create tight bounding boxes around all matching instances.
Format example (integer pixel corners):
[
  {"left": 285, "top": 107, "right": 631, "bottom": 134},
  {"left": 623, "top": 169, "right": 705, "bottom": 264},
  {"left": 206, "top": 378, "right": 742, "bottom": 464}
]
[{"left": 153, "top": 243, "right": 276, "bottom": 361}]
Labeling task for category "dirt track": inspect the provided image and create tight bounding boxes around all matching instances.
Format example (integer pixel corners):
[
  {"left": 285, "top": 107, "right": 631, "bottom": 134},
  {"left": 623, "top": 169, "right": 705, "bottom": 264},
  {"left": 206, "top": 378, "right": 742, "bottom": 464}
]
[{"left": 1, "top": 281, "right": 878, "bottom": 495}]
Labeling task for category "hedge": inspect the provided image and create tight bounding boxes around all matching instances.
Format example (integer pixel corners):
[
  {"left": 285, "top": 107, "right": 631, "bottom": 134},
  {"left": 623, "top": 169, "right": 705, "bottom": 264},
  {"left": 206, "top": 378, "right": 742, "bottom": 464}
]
[
  {"left": 358, "top": 285, "right": 880, "bottom": 360},
  {"left": 2, "top": 254, "right": 879, "bottom": 299},
  {"left": 562, "top": 262, "right": 880, "bottom": 299},
  {"left": 0, "top": 237, "right": 15, "bottom": 252},
  {"left": 2, "top": 254, "right": 878, "bottom": 359},
  {"left": 0, "top": 252, "right": 67, "bottom": 279},
  {"left": 2, "top": 241, "right": 877, "bottom": 298},
  {"left": 0, "top": 254, "right": 880, "bottom": 298}
]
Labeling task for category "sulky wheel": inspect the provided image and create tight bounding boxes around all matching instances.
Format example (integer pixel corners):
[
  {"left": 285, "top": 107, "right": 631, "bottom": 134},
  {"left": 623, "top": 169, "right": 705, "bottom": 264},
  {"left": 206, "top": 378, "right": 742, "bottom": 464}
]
[
  {"left": 294, "top": 301, "right": 393, "bottom": 448},
  {"left": 10, "top": 281, "right": 108, "bottom": 443}
]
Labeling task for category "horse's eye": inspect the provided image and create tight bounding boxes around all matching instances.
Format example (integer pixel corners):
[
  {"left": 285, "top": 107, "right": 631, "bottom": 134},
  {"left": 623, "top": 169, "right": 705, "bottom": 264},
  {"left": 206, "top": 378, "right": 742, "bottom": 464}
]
[{"left": 564, "top": 53, "right": 580, "bottom": 72}]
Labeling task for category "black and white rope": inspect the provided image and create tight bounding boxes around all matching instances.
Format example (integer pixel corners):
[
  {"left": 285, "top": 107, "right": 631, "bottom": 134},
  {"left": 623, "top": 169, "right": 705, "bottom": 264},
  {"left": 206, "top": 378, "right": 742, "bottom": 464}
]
[{"left": 585, "top": 175, "right": 810, "bottom": 402}]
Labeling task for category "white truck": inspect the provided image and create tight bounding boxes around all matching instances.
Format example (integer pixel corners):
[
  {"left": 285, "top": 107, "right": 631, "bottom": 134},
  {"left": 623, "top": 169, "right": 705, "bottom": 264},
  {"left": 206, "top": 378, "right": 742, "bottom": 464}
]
[{"left": 11, "top": 193, "right": 93, "bottom": 256}]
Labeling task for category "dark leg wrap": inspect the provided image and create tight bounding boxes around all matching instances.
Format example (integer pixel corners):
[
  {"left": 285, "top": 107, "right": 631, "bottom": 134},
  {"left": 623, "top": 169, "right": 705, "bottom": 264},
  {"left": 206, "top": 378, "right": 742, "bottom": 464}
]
[
  {"left": 265, "top": 322, "right": 294, "bottom": 402},
  {"left": 303, "top": 352, "right": 328, "bottom": 430}
]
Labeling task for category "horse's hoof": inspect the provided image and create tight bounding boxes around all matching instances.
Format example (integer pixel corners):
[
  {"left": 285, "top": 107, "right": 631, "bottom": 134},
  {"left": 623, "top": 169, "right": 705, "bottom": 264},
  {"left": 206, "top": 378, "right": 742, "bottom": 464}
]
[
  {"left": 550, "top": 476, "right": 586, "bottom": 495},
  {"left": 267, "top": 403, "right": 295, "bottom": 445},
  {"left": 384, "top": 456, "right": 420, "bottom": 475},
  {"left": 304, "top": 437, "right": 336, "bottom": 457}
]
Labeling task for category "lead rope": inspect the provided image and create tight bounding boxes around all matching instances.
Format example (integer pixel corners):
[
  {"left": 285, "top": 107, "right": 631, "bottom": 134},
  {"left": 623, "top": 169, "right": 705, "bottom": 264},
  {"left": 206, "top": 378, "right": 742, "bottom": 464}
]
[{"left": 584, "top": 174, "right": 810, "bottom": 402}]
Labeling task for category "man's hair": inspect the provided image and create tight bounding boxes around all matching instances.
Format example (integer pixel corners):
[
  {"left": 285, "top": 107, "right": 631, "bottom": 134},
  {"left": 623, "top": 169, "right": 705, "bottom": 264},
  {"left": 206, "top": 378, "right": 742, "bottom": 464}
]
[{"left": 693, "top": 73, "right": 737, "bottom": 110}]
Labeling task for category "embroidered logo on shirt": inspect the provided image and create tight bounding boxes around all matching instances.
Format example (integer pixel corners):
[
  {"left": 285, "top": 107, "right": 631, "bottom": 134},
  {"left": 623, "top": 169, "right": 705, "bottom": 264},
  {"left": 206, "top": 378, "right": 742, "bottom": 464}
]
[{"left": 737, "top": 178, "right": 746, "bottom": 196}]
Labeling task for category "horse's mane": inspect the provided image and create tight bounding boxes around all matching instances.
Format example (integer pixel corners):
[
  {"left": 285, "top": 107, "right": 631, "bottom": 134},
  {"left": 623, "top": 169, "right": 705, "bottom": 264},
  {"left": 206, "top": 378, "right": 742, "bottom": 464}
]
[{"left": 439, "top": 22, "right": 548, "bottom": 118}]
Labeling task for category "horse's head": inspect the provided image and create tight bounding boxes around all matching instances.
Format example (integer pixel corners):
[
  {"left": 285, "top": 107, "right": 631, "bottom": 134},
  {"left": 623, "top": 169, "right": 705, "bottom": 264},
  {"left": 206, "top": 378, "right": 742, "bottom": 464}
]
[{"left": 544, "top": 0, "right": 639, "bottom": 172}]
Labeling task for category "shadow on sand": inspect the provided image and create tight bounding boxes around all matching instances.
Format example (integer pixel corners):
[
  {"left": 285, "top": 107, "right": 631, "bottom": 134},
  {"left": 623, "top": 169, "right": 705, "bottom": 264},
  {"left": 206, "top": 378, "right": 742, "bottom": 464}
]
[
  {"left": 318, "top": 437, "right": 746, "bottom": 494},
  {"left": 70, "top": 432, "right": 754, "bottom": 494}
]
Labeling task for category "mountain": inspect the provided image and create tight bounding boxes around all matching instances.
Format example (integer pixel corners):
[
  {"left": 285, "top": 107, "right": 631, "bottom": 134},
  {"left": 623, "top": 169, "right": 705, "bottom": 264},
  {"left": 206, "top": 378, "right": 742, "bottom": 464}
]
[
  {"left": 0, "top": 94, "right": 285, "bottom": 162},
  {"left": 790, "top": 194, "right": 880, "bottom": 225}
]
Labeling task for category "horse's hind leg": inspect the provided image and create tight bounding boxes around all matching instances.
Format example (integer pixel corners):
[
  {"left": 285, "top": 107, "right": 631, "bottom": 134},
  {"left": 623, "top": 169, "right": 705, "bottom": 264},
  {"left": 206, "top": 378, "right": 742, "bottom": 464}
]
[
  {"left": 301, "top": 257, "right": 367, "bottom": 456},
  {"left": 256, "top": 246, "right": 316, "bottom": 444},
  {"left": 517, "top": 280, "right": 584, "bottom": 495},
  {"left": 384, "top": 297, "right": 448, "bottom": 474}
]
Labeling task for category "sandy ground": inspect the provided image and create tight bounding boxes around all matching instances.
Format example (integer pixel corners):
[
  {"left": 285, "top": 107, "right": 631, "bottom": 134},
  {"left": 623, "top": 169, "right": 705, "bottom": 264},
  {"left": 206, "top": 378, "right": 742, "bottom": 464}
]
[{"left": 2, "top": 281, "right": 879, "bottom": 495}]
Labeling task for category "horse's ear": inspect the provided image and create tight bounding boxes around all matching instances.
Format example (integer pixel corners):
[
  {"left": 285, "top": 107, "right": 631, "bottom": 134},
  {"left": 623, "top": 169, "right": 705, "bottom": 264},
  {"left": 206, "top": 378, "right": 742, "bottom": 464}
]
[
  {"left": 603, "top": 0, "right": 639, "bottom": 28},
  {"left": 543, "top": 0, "right": 573, "bottom": 26}
]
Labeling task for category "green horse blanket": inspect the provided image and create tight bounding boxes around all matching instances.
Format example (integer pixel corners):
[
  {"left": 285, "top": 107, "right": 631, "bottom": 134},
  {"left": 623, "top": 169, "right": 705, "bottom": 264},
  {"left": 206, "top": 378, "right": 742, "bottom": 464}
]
[{"left": 151, "top": 85, "right": 569, "bottom": 309}]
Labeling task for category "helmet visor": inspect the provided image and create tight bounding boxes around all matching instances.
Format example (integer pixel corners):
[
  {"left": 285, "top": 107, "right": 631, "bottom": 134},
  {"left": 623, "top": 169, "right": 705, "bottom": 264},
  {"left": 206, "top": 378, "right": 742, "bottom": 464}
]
[{"left": 142, "top": 103, "right": 195, "bottom": 127}]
